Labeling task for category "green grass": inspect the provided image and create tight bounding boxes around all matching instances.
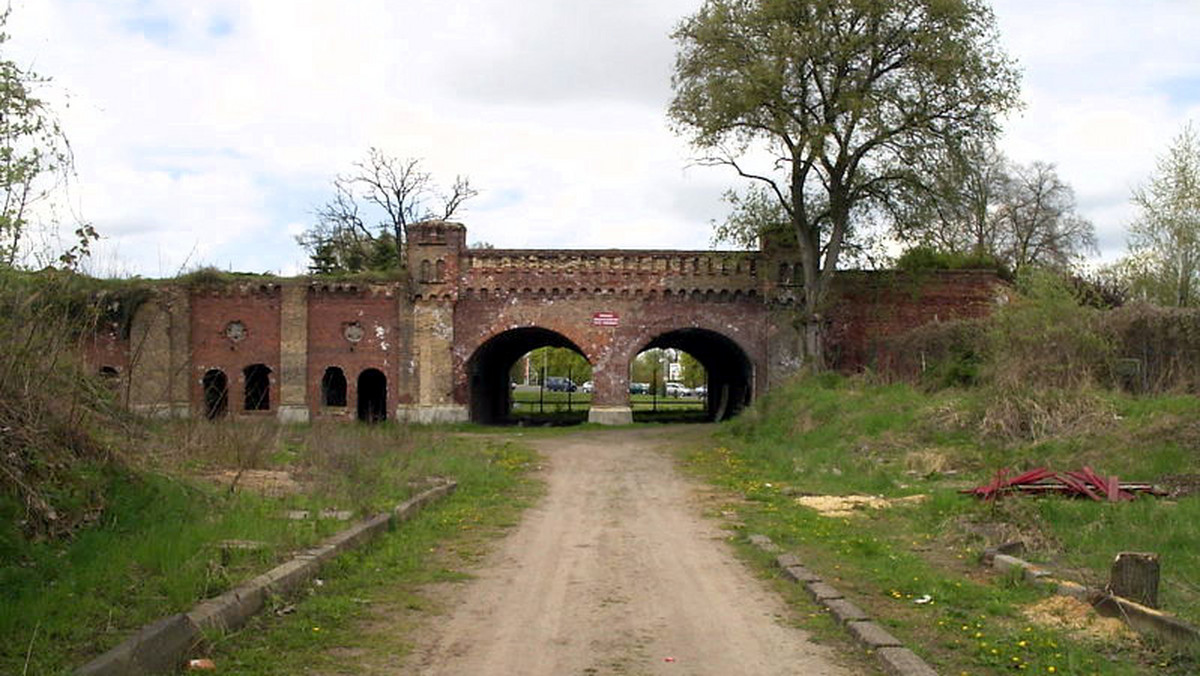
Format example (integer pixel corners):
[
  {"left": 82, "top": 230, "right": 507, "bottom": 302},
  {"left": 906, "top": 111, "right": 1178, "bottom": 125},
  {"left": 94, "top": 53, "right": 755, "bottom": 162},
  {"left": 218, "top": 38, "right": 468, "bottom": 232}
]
[
  {"left": 0, "top": 421, "right": 536, "bottom": 675},
  {"left": 199, "top": 436, "right": 541, "bottom": 674},
  {"left": 511, "top": 389, "right": 704, "bottom": 412},
  {"left": 682, "top": 374, "right": 1200, "bottom": 675}
]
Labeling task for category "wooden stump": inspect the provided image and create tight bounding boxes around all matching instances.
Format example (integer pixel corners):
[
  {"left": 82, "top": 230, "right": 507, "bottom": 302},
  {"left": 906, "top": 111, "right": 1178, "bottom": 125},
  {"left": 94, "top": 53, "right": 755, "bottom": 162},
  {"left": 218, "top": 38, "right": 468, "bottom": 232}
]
[{"left": 1109, "top": 552, "right": 1160, "bottom": 608}]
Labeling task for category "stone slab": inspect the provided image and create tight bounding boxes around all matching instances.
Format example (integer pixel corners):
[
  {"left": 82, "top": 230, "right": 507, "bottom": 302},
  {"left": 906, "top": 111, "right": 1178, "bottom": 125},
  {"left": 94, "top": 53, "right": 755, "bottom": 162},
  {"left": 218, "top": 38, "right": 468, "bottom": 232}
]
[
  {"left": 876, "top": 647, "right": 938, "bottom": 676},
  {"left": 805, "top": 580, "right": 844, "bottom": 601},
  {"left": 395, "top": 404, "right": 469, "bottom": 424},
  {"left": 781, "top": 565, "right": 821, "bottom": 583},
  {"left": 847, "top": 620, "right": 902, "bottom": 648},
  {"left": 774, "top": 553, "right": 801, "bottom": 569},
  {"left": 587, "top": 406, "right": 633, "bottom": 425},
  {"left": 748, "top": 534, "right": 778, "bottom": 552},
  {"left": 823, "top": 598, "right": 870, "bottom": 624},
  {"left": 992, "top": 553, "right": 1031, "bottom": 574}
]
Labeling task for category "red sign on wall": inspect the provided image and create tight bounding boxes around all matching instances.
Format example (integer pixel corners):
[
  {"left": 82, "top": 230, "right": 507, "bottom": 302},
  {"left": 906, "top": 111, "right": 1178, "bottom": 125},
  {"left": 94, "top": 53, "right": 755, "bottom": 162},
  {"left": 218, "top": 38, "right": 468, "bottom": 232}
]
[{"left": 592, "top": 311, "right": 620, "bottom": 327}]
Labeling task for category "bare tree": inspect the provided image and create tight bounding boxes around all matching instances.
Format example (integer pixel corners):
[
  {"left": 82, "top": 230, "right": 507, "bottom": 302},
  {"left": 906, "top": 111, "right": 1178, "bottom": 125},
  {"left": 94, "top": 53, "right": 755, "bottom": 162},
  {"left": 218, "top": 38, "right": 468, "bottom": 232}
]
[
  {"left": 996, "top": 161, "right": 1096, "bottom": 272},
  {"left": 900, "top": 139, "right": 1011, "bottom": 259},
  {"left": 298, "top": 149, "right": 477, "bottom": 273}
]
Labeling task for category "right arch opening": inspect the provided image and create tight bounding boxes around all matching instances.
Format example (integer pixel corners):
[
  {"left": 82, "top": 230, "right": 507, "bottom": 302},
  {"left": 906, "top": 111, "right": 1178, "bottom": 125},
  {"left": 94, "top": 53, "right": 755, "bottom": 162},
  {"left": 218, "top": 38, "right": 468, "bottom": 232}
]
[{"left": 636, "top": 328, "right": 753, "bottom": 422}]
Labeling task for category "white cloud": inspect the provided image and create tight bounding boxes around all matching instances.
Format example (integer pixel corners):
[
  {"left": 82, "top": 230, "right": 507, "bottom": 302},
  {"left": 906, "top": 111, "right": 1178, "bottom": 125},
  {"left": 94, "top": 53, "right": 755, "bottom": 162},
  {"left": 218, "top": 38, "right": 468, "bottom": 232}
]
[{"left": 5, "top": 0, "right": 1200, "bottom": 274}]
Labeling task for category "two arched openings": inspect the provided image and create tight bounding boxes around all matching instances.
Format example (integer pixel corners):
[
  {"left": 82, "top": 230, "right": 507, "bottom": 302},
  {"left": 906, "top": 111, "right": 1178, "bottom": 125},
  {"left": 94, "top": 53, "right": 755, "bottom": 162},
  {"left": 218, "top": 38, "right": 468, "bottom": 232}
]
[
  {"left": 465, "top": 326, "right": 753, "bottom": 426},
  {"left": 201, "top": 364, "right": 270, "bottom": 419},
  {"left": 321, "top": 366, "right": 387, "bottom": 422}
]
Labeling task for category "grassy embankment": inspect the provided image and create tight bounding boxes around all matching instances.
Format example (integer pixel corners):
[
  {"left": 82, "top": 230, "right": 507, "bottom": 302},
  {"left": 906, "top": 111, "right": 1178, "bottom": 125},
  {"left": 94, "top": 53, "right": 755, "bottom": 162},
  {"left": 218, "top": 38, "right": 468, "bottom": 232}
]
[
  {"left": 686, "top": 271, "right": 1200, "bottom": 676},
  {"left": 0, "top": 268, "right": 540, "bottom": 674},
  {"left": 0, "top": 420, "right": 540, "bottom": 675}
]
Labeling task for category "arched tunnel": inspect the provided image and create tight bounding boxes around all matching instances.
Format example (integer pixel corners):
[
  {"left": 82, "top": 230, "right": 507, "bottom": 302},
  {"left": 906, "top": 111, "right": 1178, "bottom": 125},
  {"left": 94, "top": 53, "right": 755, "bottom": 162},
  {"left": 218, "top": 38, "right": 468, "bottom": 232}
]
[
  {"left": 466, "top": 327, "right": 589, "bottom": 425},
  {"left": 639, "top": 328, "right": 754, "bottom": 422}
]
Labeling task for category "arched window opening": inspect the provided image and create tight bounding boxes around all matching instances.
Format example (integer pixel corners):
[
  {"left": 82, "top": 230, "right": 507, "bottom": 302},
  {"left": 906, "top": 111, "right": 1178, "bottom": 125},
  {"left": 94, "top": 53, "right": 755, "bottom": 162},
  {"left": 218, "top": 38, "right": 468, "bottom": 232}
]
[
  {"left": 243, "top": 364, "right": 271, "bottom": 411},
  {"left": 420, "top": 259, "right": 432, "bottom": 283},
  {"left": 357, "top": 368, "right": 387, "bottom": 422},
  {"left": 435, "top": 259, "right": 446, "bottom": 282},
  {"left": 321, "top": 367, "right": 347, "bottom": 407},
  {"left": 202, "top": 369, "right": 229, "bottom": 419}
]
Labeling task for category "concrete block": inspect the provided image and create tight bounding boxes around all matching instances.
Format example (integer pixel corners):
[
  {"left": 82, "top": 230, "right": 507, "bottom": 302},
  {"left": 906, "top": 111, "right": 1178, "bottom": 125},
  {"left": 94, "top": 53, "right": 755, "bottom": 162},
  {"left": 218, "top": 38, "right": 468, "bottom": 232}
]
[
  {"left": 846, "top": 620, "right": 902, "bottom": 648},
  {"left": 781, "top": 565, "right": 821, "bottom": 584},
  {"left": 257, "top": 557, "right": 319, "bottom": 596},
  {"left": 876, "top": 647, "right": 938, "bottom": 676},
  {"left": 76, "top": 613, "right": 199, "bottom": 676},
  {"left": 587, "top": 406, "right": 633, "bottom": 425},
  {"left": 395, "top": 404, "right": 469, "bottom": 424},
  {"left": 992, "top": 553, "right": 1030, "bottom": 574},
  {"left": 823, "top": 598, "right": 869, "bottom": 624},
  {"left": 748, "top": 534, "right": 778, "bottom": 551},
  {"left": 187, "top": 584, "right": 266, "bottom": 632},
  {"left": 774, "top": 553, "right": 801, "bottom": 569},
  {"left": 1093, "top": 594, "right": 1200, "bottom": 646},
  {"left": 805, "top": 580, "right": 844, "bottom": 601},
  {"left": 276, "top": 405, "right": 310, "bottom": 423}
]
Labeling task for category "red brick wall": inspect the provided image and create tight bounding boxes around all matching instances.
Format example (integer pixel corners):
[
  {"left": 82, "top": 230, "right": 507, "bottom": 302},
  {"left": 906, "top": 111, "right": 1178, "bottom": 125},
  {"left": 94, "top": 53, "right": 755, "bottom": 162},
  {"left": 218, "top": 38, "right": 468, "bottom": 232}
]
[
  {"left": 190, "top": 286, "right": 282, "bottom": 416},
  {"left": 306, "top": 286, "right": 403, "bottom": 419},
  {"left": 826, "top": 271, "right": 1005, "bottom": 371}
]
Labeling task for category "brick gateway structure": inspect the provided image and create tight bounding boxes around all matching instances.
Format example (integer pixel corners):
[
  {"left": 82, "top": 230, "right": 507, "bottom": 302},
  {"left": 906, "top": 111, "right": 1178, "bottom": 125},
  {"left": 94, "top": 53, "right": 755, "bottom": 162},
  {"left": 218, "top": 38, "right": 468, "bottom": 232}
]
[{"left": 89, "top": 221, "right": 1006, "bottom": 425}]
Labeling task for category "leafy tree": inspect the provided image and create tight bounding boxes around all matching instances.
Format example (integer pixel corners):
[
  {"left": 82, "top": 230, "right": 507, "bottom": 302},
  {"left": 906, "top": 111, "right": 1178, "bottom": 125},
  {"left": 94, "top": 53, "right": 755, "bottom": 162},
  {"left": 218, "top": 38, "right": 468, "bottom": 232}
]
[
  {"left": 670, "top": 0, "right": 1020, "bottom": 367},
  {"left": 511, "top": 347, "right": 591, "bottom": 385},
  {"left": 0, "top": 10, "right": 94, "bottom": 269},
  {"left": 298, "top": 149, "right": 476, "bottom": 274},
  {"left": 677, "top": 351, "right": 706, "bottom": 389},
  {"left": 1121, "top": 124, "right": 1200, "bottom": 307}
]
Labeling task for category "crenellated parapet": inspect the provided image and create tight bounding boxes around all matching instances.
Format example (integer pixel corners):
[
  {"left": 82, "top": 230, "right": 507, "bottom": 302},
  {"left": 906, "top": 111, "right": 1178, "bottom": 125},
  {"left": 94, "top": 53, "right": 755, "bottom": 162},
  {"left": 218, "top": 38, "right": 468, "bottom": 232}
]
[{"left": 461, "top": 248, "right": 766, "bottom": 301}]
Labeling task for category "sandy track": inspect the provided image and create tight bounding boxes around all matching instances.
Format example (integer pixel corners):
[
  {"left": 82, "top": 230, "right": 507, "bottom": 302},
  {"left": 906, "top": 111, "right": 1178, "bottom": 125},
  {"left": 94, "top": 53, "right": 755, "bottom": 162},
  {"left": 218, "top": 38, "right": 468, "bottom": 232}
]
[{"left": 402, "top": 428, "right": 850, "bottom": 675}]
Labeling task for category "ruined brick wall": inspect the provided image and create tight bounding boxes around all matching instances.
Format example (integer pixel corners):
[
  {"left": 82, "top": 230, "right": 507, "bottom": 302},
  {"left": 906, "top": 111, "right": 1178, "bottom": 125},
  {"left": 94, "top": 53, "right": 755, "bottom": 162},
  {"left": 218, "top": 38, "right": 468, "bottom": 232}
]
[
  {"left": 306, "top": 283, "right": 406, "bottom": 419},
  {"left": 125, "top": 288, "right": 189, "bottom": 416},
  {"left": 82, "top": 221, "right": 1007, "bottom": 422},
  {"left": 825, "top": 270, "right": 1007, "bottom": 371},
  {"left": 190, "top": 285, "right": 282, "bottom": 417}
]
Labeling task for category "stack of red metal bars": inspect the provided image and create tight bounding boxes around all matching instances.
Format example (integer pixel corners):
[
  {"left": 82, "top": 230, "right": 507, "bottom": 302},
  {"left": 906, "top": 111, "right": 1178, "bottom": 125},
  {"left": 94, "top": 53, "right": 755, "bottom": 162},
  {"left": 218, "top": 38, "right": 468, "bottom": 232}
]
[{"left": 963, "top": 467, "right": 1165, "bottom": 501}]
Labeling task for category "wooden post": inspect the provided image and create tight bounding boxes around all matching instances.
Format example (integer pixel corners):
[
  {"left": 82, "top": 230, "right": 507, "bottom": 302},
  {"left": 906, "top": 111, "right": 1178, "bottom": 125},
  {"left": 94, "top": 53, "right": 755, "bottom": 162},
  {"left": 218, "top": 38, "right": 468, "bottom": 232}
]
[{"left": 1109, "top": 552, "right": 1160, "bottom": 608}]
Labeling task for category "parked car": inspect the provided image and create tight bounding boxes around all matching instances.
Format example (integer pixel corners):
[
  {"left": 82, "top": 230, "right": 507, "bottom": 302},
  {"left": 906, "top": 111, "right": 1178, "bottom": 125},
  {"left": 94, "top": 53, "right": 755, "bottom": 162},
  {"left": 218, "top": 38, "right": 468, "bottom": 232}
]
[
  {"left": 545, "top": 376, "right": 577, "bottom": 392},
  {"left": 693, "top": 384, "right": 707, "bottom": 397},
  {"left": 665, "top": 382, "right": 691, "bottom": 397},
  {"left": 629, "top": 382, "right": 650, "bottom": 395},
  {"left": 580, "top": 380, "right": 594, "bottom": 393}
]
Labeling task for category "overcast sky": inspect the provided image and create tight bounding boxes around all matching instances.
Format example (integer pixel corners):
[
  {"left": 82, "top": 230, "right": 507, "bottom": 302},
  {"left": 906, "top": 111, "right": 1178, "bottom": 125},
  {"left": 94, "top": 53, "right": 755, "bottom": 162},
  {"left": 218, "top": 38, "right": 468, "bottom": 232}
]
[{"left": 8, "top": 0, "right": 1200, "bottom": 277}]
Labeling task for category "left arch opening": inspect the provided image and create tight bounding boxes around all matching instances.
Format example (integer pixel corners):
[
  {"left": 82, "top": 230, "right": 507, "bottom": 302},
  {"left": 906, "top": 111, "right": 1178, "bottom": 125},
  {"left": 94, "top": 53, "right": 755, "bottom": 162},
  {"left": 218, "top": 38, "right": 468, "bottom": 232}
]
[{"left": 466, "top": 327, "right": 590, "bottom": 425}]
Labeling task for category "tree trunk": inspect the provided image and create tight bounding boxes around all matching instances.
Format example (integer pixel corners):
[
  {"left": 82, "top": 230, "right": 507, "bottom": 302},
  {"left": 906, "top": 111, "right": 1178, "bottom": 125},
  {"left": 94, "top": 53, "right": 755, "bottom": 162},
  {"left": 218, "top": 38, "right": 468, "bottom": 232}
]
[
  {"left": 801, "top": 317, "right": 824, "bottom": 372},
  {"left": 1108, "top": 552, "right": 1159, "bottom": 608}
]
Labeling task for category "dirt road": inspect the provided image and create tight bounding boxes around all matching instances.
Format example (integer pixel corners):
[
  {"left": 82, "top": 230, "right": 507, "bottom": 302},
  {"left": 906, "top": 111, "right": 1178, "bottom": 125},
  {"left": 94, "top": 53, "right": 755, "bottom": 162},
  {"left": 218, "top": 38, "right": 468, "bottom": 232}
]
[{"left": 401, "top": 428, "right": 852, "bottom": 675}]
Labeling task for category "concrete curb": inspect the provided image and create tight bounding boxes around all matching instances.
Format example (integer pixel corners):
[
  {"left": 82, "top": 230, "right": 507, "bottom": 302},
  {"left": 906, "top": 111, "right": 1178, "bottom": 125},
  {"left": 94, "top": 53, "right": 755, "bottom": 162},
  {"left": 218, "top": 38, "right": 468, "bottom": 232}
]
[
  {"left": 752, "top": 535, "right": 938, "bottom": 676},
  {"left": 981, "top": 546, "right": 1200, "bottom": 646},
  {"left": 75, "top": 479, "right": 458, "bottom": 676}
]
